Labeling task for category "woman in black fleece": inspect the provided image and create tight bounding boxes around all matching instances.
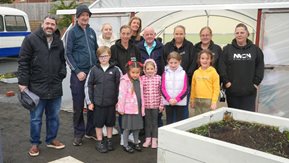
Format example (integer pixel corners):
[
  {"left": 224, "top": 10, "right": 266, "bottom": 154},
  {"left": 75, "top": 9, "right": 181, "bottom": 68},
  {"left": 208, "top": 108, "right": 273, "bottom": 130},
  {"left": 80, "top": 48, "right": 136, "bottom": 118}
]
[{"left": 219, "top": 23, "right": 264, "bottom": 112}]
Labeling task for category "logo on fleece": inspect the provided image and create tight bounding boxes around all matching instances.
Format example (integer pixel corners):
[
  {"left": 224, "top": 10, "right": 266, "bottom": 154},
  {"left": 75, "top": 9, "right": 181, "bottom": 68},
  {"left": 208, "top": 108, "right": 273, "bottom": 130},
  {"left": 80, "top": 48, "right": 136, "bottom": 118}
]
[{"left": 233, "top": 53, "right": 251, "bottom": 60}]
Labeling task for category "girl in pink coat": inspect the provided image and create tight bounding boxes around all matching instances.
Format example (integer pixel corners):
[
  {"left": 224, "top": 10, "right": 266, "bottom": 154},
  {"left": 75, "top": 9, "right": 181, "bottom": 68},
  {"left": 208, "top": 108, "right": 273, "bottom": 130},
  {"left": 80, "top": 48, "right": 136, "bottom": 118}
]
[
  {"left": 117, "top": 61, "right": 145, "bottom": 153},
  {"left": 141, "top": 59, "right": 163, "bottom": 148}
]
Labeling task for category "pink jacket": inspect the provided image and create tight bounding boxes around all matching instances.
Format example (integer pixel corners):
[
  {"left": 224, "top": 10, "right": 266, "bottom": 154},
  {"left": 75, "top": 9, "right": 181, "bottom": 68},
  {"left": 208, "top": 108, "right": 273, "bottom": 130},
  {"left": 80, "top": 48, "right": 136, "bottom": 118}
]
[
  {"left": 117, "top": 74, "right": 145, "bottom": 116},
  {"left": 141, "top": 59, "right": 163, "bottom": 109}
]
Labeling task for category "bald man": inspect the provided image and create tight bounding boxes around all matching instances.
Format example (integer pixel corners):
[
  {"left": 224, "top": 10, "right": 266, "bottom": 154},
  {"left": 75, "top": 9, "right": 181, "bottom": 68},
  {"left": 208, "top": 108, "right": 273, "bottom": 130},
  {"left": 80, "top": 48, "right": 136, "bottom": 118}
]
[{"left": 137, "top": 27, "right": 164, "bottom": 75}]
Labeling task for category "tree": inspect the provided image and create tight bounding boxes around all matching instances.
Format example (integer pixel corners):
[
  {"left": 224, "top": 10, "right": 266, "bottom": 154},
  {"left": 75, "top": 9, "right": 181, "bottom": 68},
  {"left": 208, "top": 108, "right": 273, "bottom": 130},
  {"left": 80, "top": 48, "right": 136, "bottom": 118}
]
[
  {"left": 50, "top": 0, "right": 77, "bottom": 31},
  {"left": 0, "top": 0, "right": 13, "bottom": 4}
]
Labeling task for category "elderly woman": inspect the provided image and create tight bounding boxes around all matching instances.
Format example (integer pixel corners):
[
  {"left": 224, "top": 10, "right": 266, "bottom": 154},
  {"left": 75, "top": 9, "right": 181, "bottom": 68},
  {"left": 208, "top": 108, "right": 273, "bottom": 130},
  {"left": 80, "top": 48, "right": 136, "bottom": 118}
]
[
  {"left": 195, "top": 26, "right": 222, "bottom": 71},
  {"left": 219, "top": 23, "right": 264, "bottom": 112}
]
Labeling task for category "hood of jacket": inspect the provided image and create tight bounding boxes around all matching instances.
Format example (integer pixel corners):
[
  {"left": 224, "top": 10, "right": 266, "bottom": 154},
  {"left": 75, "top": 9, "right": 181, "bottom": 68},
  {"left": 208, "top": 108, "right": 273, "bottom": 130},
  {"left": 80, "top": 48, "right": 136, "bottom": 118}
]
[
  {"left": 164, "top": 65, "right": 183, "bottom": 73},
  {"left": 195, "top": 40, "right": 215, "bottom": 51},
  {"left": 143, "top": 59, "right": 158, "bottom": 76},
  {"left": 231, "top": 38, "right": 253, "bottom": 50},
  {"left": 169, "top": 38, "right": 193, "bottom": 47},
  {"left": 197, "top": 66, "right": 215, "bottom": 72},
  {"left": 115, "top": 39, "right": 134, "bottom": 51}
]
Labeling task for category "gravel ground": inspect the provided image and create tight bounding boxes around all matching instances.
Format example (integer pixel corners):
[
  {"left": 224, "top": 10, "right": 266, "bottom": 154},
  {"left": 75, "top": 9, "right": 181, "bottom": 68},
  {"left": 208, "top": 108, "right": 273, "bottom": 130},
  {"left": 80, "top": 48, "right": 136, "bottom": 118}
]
[{"left": 0, "top": 82, "right": 157, "bottom": 163}]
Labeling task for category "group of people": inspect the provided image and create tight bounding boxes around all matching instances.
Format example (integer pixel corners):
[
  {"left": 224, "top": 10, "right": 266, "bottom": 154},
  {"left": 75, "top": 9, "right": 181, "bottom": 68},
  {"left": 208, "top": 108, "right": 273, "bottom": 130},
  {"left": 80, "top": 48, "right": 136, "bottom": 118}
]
[{"left": 17, "top": 4, "right": 264, "bottom": 157}]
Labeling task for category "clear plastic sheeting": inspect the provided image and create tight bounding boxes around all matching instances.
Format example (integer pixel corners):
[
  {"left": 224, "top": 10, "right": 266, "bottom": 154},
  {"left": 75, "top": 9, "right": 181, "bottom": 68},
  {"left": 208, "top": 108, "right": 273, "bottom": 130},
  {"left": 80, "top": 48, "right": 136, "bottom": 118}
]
[
  {"left": 258, "top": 68, "right": 289, "bottom": 118},
  {"left": 258, "top": 11, "right": 289, "bottom": 118}
]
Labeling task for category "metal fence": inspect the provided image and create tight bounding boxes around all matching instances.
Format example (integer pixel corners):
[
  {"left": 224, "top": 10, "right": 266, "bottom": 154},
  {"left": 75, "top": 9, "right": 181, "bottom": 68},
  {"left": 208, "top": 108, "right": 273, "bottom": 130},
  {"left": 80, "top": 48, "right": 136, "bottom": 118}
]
[{"left": 2, "top": 3, "right": 53, "bottom": 20}]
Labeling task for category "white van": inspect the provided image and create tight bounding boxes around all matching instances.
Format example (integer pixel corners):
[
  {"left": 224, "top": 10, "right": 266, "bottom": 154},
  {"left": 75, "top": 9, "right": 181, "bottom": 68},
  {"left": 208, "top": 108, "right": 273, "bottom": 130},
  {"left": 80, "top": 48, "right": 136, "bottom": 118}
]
[{"left": 0, "top": 7, "right": 31, "bottom": 57}]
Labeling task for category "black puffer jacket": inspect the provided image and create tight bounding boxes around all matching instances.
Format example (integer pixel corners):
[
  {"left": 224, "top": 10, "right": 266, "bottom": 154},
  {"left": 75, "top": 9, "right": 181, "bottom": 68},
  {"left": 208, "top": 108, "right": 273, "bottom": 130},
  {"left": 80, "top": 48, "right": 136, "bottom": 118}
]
[
  {"left": 85, "top": 63, "right": 121, "bottom": 107},
  {"left": 18, "top": 27, "right": 66, "bottom": 99},
  {"left": 110, "top": 39, "right": 141, "bottom": 74}
]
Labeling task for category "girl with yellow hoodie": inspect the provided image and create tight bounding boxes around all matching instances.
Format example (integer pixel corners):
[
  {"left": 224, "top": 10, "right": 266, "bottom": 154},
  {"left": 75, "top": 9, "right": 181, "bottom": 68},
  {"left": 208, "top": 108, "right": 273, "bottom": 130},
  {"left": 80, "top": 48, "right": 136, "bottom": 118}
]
[{"left": 190, "top": 49, "right": 220, "bottom": 115}]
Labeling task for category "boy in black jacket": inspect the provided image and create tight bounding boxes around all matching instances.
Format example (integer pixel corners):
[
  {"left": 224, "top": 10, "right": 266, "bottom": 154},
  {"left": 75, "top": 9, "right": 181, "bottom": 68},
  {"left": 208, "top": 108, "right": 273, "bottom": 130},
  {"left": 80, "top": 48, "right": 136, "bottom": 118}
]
[{"left": 85, "top": 46, "right": 121, "bottom": 153}]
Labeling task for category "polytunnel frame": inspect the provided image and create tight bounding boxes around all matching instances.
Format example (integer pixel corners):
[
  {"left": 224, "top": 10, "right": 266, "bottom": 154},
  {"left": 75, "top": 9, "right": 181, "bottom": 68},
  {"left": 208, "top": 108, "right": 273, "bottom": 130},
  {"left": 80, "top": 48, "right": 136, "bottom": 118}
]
[{"left": 140, "top": 9, "right": 257, "bottom": 37}]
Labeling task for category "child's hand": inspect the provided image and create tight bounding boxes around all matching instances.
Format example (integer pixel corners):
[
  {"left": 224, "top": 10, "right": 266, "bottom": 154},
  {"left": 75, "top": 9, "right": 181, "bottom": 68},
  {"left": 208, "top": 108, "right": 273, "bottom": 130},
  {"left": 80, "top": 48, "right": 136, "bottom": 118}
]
[
  {"left": 169, "top": 99, "right": 177, "bottom": 106},
  {"left": 88, "top": 104, "right": 94, "bottom": 111},
  {"left": 159, "top": 106, "right": 164, "bottom": 112},
  {"left": 210, "top": 103, "right": 217, "bottom": 110},
  {"left": 118, "top": 112, "right": 124, "bottom": 115},
  {"left": 190, "top": 102, "right": 195, "bottom": 109}
]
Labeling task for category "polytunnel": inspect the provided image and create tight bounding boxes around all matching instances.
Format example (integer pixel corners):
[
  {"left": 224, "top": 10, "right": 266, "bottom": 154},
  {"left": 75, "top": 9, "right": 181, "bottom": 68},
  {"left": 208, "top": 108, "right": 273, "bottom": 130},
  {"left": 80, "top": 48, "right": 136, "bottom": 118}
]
[{"left": 57, "top": 0, "right": 289, "bottom": 117}]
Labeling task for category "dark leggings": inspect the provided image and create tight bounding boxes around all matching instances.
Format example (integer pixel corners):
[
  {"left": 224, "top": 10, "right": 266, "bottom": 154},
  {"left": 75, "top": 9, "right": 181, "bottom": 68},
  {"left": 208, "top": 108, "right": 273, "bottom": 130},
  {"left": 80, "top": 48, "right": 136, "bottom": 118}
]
[{"left": 165, "top": 105, "right": 185, "bottom": 125}]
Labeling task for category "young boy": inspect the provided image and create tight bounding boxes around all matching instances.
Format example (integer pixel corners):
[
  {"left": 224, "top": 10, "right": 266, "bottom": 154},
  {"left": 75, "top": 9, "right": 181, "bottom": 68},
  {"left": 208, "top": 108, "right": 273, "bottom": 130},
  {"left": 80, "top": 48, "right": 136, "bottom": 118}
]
[{"left": 85, "top": 46, "right": 121, "bottom": 153}]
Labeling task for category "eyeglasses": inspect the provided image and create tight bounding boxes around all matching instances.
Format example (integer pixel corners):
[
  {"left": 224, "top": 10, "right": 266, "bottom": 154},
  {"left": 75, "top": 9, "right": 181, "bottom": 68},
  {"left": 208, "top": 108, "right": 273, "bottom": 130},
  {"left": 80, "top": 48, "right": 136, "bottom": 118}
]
[{"left": 99, "top": 55, "right": 110, "bottom": 59}]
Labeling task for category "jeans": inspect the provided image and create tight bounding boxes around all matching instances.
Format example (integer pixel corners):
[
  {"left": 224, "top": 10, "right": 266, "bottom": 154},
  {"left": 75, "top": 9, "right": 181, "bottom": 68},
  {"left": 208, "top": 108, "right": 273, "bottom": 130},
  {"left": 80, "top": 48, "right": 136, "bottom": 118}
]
[
  {"left": 30, "top": 97, "right": 61, "bottom": 145},
  {"left": 70, "top": 72, "right": 94, "bottom": 138}
]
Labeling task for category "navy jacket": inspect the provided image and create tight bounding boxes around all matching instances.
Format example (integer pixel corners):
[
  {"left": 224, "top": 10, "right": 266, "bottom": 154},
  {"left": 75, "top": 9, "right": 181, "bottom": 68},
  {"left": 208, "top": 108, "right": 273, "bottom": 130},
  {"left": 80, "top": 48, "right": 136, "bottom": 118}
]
[
  {"left": 65, "top": 23, "right": 98, "bottom": 74},
  {"left": 137, "top": 39, "right": 164, "bottom": 75}
]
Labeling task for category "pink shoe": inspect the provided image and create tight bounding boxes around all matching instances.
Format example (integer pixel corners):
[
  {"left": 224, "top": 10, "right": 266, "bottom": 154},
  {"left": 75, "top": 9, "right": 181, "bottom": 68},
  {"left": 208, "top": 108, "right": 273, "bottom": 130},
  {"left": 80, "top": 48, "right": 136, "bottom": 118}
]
[
  {"left": 151, "top": 138, "right": 158, "bottom": 148},
  {"left": 142, "top": 137, "right": 151, "bottom": 148}
]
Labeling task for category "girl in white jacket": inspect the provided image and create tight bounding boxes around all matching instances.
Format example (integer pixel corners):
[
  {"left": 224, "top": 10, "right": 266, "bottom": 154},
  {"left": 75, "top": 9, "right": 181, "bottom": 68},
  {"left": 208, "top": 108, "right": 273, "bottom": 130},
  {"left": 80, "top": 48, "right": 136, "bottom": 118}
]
[{"left": 161, "top": 51, "right": 189, "bottom": 125}]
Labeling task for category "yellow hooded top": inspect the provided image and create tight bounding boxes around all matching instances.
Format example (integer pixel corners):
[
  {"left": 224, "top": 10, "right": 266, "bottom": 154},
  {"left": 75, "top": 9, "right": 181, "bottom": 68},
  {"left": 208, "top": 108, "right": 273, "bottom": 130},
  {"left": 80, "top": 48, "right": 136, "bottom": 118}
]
[{"left": 190, "top": 66, "right": 220, "bottom": 104}]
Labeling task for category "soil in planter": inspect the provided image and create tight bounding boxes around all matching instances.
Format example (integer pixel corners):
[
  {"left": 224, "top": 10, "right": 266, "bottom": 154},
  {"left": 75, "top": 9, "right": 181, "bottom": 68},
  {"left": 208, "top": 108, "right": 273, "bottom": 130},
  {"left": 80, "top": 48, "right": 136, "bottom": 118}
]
[{"left": 189, "top": 116, "right": 289, "bottom": 159}]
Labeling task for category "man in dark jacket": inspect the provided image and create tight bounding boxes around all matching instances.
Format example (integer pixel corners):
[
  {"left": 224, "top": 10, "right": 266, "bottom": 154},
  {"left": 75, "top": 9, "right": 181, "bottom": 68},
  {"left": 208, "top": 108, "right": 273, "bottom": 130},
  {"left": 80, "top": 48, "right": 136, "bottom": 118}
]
[
  {"left": 65, "top": 4, "right": 98, "bottom": 146},
  {"left": 137, "top": 26, "right": 164, "bottom": 76},
  {"left": 18, "top": 15, "right": 66, "bottom": 157}
]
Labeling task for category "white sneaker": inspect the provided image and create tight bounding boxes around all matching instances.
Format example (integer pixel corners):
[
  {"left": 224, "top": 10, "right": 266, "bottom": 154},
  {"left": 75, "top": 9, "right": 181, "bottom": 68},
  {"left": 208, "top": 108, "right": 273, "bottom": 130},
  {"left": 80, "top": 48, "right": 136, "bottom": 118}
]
[
  {"left": 128, "top": 133, "right": 140, "bottom": 143},
  {"left": 112, "top": 127, "right": 119, "bottom": 135},
  {"left": 120, "top": 134, "right": 124, "bottom": 146}
]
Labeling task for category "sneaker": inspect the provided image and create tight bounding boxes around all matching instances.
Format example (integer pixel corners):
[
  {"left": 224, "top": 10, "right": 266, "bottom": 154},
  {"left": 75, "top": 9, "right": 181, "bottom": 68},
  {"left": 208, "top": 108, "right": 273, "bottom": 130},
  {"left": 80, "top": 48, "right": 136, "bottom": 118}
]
[
  {"left": 112, "top": 127, "right": 119, "bottom": 135},
  {"left": 85, "top": 134, "right": 97, "bottom": 141},
  {"left": 107, "top": 138, "right": 114, "bottom": 151},
  {"left": 123, "top": 145, "right": 134, "bottom": 153},
  {"left": 120, "top": 134, "right": 124, "bottom": 146},
  {"left": 96, "top": 140, "right": 108, "bottom": 153},
  {"left": 128, "top": 133, "right": 141, "bottom": 143},
  {"left": 73, "top": 137, "right": 83, "bottom": 146},
  {"left": 47, "top": 140, "right": 65, "bottom": 149},
  {"left": 28, "top": 145, "right": 39, "bottom": 157}
]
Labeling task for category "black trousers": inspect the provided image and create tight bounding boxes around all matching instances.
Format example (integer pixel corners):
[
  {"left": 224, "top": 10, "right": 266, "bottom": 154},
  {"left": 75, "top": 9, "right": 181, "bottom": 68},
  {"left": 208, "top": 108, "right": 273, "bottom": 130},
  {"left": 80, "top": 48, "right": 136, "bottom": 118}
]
[
  {"left": 70, "top": 72, "right": 94, "bottom": 138},
  {"left": 226, "top": 93, "right": 257, "bottom": 112}
]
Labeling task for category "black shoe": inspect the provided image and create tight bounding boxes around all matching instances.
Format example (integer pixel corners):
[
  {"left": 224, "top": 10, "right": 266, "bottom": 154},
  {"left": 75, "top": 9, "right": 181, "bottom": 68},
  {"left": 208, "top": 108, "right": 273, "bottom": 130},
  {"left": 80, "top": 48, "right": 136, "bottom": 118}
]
[
  {"left": 132, "top": 143, "right": 142, "bottom": 152},
  {"left": 123, "top": 145, "right": 134, "bottom": 153},
  {"left": 107, "top": 138, "right": 114, "bottom": 151},
  {"left": 73, "top": 138, "right": 82, "bottom": 146},
  {"left": 96, "top": 140, "right": 108, "bottom": 153}
]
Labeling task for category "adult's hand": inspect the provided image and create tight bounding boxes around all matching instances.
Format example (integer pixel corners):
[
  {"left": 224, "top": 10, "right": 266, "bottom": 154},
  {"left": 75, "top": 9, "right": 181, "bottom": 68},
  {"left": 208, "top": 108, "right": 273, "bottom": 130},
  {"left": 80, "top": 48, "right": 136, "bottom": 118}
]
[
  {"left": 77, "top": 72, "right": 86, "bottom": 81},
  {"left": 225, "top": 82, "right": 232, "bottom": 88},
  {"left": 18, "top": 84, "right": 27, "bottom": 92}
]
